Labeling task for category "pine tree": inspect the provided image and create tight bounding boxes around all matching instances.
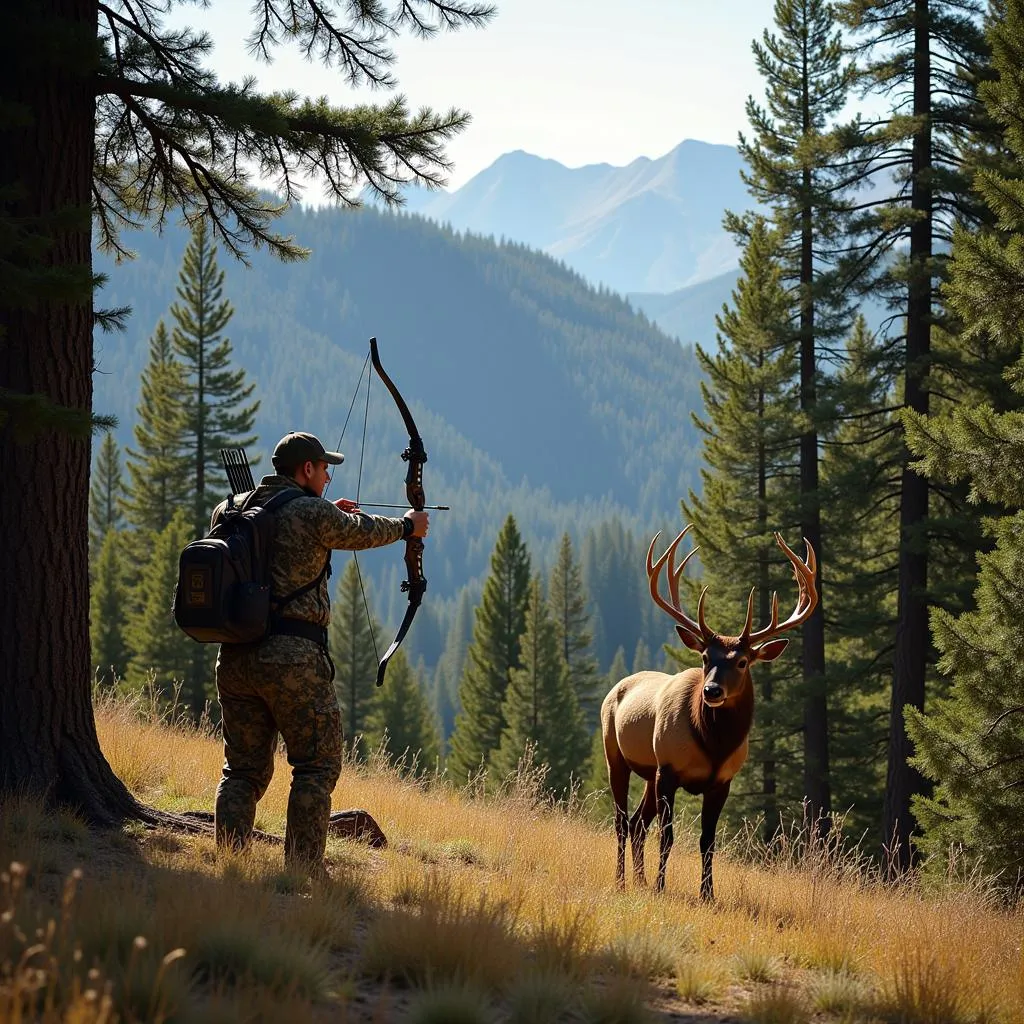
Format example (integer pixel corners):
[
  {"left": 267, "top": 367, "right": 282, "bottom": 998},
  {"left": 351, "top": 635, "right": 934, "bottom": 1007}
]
[
  {"left": 682, "top": 217, "right": 803, "bottom": 830},
  {"left": 122, "top": 319, "right": 209, "bottom": 714},
  {"left": 121, "top": 321, "right": 191, "bottom": 538},
  {"left": 330, "top": 558, "right": 381, "bottom": 754},
  {"left": 548, "top": 533, "right": 602, "bottom": 729},
  {"left": 902, "top": 385, "right": 1024, "bottom": 882},
  {"left": 170, "top": 220, "right": 259, "bottom": 536},
  {"left": 907, "top": 509, "right": 1024, "bottom": 886},
  {"left": 820, "top": 317, "right": 902, "bottom": 840},
  {"left": 89, "top": 529, "right": 129, "bottom": 686},
  {"left": 738, "top": 0, "right": 859, "bottom": 825},
  {"left": 447, "top": 515, "right": 532, "bottom": 782},
  {"left": 835, "top": 0, "right": 991, "bottom": 870},
  {"left": 900, "top": 1, "right": 1024, "bottom": 883},
  {"left": 492, "top": 575, "right": 588, "bottom": 795},
  {"left": 89, "top": 432, "right": 125, "bottom": 554},
  {"left": 364, "top": 648, "right": 440, "bottom": 774},
  {"left": 124, "top": 510, "right": 197, "bottom": 699}
]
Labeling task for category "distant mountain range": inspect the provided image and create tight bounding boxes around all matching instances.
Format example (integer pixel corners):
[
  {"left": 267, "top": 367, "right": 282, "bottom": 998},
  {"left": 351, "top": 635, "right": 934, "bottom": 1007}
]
[{"left": 402, "top": 140, "right": 751, "bottom": 296}]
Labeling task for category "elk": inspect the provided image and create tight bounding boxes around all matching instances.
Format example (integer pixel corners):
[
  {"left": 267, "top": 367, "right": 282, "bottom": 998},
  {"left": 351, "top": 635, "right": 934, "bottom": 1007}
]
[{"left": 600, "top": 525, "right": 818, "bottom": 900}]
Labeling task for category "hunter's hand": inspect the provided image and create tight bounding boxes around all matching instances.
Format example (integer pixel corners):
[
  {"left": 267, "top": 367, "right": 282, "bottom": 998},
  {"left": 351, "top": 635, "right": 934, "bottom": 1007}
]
[
  {"left": 334, "top": 498, "right": 361, "bottom": 513},
  {"left": 405, "top": 510, "right": 429, "bottom": 538}
]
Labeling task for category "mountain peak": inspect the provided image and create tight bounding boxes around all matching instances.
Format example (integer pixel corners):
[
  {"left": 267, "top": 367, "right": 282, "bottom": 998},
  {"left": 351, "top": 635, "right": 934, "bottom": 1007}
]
[{"left": 404, "top": 139, "right": 746, "bottom": 294}]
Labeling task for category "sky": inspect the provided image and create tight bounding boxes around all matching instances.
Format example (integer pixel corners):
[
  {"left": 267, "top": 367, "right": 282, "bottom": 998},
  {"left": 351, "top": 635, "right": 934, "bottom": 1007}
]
[{"left": 183, "top": 0, "right": 778, "bottom": 192}]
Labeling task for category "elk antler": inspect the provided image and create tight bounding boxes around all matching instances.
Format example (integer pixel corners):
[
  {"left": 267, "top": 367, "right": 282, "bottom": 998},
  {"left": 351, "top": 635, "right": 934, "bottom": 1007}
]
[
  {"left": 646, "top": 526, "right": 712, "bottom": 644},
  {"left": 742, "top": 533, "right": 819, "bottom": 645}
]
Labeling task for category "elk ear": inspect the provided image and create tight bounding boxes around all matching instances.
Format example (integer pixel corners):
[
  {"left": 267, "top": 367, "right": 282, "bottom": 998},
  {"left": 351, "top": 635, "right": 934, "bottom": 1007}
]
[
  {"left": 753, "top": 638, "right": 789, "bottom": 662},
  {"left": 676, "top": 625, "right": 704, "bottom": 652}
]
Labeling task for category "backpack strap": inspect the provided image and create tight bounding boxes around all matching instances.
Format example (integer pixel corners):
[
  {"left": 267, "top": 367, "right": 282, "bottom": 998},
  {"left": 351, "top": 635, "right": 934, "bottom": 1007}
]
[
  {"left": 248, "top": 486, "right": 306, "bottom": 513},
  {"left": 271, "top": 553, "right": 332, "bottom": 610},
  {"left": 258, "top": 487, "right": 333, "bottom": 611}
]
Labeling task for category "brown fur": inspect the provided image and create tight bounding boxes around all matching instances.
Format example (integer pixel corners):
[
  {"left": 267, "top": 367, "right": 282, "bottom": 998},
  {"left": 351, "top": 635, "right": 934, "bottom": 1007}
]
[
  {"left": 601, "top": 644, "right": 760, "bottom": 900},
  {"left": 602, "top": 527, "right": 818, "bottom": 900}
]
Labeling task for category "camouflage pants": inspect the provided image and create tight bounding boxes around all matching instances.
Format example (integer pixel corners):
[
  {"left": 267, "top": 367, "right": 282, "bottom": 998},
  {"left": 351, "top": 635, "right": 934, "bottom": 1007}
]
[{"left": 214, "top": 642, "right": 342, "bottom": 870}]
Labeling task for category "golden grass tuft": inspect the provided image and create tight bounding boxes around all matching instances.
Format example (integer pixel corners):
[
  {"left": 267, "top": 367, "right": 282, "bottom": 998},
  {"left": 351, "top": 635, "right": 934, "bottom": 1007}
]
[
  {"left": 504, "top": 972, "right": 578, "bottom": 1023},
  {"left": 741, "top": 982, "right": 809, "bottom": 1024},
  {"left": 807, "top": 967, "right": 877, "bottom": 1017},
  {"left": 734, "top": 947, "right": 783, "bottom": 983},
  {"left": 576, "top": 974, "right": 658, "bottom": 1024},
  {"left": 404, "top": 982, "right": 494, "bottom": 1024},
  {"left": 601, "top": 925, "right": 688, "bottom": 980},
  {"left": 358, "top": 873, "right": 524, "bottom": 990},
  {"left": 674, "top": 953, "right": 730, "bottom": 1004}
]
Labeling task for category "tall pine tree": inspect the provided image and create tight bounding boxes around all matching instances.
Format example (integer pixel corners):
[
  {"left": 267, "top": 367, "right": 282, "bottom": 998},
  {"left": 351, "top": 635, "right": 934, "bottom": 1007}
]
[
  {"left": 901, "top": 1, "right": 1024, "bottom": 883},
  {"left": 89, "top": 529, "right": 128, "bottom": 687},
  {"left": 683, "top": 217, "right": 803, "bottom": 831},
  {"left": 820, "top": 316, "right": 902, "bottom": 840},
  {"left": 124, "top": 509, "right": 197, "bottom": 699},
  {"left": 121, "top": 321, "right": 191, "bottom": 538},
  {"left": 548, "top": 533, "right": 602, "bottom": 729},
  {"left": 170, "top": 220, "right": 259, "bottom": 536},
  {"left": 447, "top": 515, "right": 531, "bottom": 782},
  {"left": 89, "top": 432, "right": 125, "bottom": 554},
  {"left": 330, "top": 558, "right": 380, "bottom": 753},
  {"left": 492, "top": 575, "right": 588, "bottom": 795},
  {"left": 836, "top": 0, "right": 990, "bottom": 870},
  {"left": 738, "top": 0, "right": 858, "bottom": 824}
]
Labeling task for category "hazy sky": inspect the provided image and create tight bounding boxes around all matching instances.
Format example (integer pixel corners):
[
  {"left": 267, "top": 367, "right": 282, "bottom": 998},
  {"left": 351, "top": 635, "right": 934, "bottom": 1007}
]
[{"left": 185, "top": 0, "right": 777, "bottom": 191}]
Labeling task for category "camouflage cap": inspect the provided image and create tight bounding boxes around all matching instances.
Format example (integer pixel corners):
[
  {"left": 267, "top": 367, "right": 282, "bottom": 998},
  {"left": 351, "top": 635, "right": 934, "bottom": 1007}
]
[{"left": 272, "top": 431, "right": 345, "bottom": 468}]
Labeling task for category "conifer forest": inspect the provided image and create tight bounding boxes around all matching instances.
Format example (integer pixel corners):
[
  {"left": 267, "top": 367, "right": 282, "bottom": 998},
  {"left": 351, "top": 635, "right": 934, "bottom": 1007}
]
[{"left": 4, "top": 0, "right": 1024, "bottom": 901}]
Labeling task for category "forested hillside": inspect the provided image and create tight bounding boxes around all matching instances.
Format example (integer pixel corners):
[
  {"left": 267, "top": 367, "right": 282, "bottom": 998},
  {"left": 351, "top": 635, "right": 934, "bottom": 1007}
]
[{"left": 93, "top": 204, "right": 703, "bottom": 676}]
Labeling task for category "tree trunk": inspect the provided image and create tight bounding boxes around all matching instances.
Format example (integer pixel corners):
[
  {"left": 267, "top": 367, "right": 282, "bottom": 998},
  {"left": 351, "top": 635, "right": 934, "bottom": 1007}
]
[
  {"left": 0, "top": 0, "right": 140, "bottom": 823},
  {"left": 799, "top": 164, "right": 830, "bottom": 830},
  {"left": 756, "top": 371, "right": 776, "bottom": 843},
  {"left": 883, "top": 0, "right": 932, "bottom": 874}
]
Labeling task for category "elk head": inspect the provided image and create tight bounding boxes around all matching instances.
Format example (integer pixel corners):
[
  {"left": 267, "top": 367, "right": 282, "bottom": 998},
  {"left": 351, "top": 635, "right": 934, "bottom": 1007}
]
[{"left": 646, "top": 525, "right": 819, "bottom": 708}]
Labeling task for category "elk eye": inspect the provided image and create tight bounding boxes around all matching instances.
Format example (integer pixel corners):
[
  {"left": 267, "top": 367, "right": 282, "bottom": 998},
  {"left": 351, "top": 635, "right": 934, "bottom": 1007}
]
[{"left": 737, "top": 658, "right": 748, "bottom": 670}]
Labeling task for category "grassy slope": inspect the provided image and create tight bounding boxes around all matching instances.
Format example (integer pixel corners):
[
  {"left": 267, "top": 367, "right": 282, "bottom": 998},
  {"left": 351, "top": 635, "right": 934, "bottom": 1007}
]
[{"left": 1, "top": 696, "right": 1021, "bottom": 1023}]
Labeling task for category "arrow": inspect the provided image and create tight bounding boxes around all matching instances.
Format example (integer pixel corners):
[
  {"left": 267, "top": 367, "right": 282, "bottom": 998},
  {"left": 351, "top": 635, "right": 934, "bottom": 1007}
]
[{"left": 357, "top": 502, "right": 451, "bottom": 511}]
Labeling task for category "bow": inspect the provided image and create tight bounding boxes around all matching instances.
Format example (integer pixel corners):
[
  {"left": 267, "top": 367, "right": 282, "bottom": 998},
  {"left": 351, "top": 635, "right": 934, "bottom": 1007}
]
[{"left": 368, "top": 337, "right": 427, "bottom": 686}]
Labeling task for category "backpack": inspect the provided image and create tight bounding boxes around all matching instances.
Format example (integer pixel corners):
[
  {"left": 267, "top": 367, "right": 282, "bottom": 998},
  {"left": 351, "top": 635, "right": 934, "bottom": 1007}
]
[{"left": 173, "top": 487, "right": 329, "bottom": 644}]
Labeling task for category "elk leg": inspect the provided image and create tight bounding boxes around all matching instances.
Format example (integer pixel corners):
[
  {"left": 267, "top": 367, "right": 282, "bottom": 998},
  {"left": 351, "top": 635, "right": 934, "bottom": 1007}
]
[
  {"left": 629, "top": 779, "right": 657, "bottom": 886},
  {"left": 606, "top": 746, "right": 631, "bottom": 889},
  {"left": 654, "top": 766, "right": 678, "bottom": 892},
  {"left": 699, "top": 779, "right": 731, "bottom": 902}
]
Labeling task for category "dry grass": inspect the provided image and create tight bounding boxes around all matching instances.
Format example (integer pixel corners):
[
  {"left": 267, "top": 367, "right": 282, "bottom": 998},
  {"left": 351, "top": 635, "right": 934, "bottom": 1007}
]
[
  {"left": 674, "top": 954, "right": 730, "bottom": 1004},
  {"left": 0, "top": 692, "right": 1021, "bottom": 1022}
]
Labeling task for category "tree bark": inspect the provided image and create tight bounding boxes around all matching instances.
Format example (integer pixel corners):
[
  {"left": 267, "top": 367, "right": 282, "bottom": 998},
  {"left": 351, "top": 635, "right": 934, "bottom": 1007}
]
[
  {"left": 756, "top": 361, "right": 777, "bottom": 843},
  {"left": 883, "top": 0, "right": 932, "bottom": 875},
  {"left": 799, "top": 163, "right": 830, "bottom": 831},
  {"left": 0, "top": 0, "right": 139, "bottom": 823}
]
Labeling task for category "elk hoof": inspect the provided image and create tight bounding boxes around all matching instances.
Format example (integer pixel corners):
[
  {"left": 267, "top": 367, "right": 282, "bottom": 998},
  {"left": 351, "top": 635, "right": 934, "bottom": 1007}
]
[{"left": 328, "top": 808, "right": 388, "bottom": 848}]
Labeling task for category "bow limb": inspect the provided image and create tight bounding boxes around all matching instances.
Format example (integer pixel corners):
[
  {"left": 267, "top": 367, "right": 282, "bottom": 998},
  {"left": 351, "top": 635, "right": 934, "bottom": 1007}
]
[{"left": 369, "top": 337, "right": 427, "bottom": 686}]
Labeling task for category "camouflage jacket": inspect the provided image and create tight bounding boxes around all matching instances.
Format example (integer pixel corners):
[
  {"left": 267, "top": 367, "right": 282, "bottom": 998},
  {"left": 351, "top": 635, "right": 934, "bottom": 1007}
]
[{"left": 211, "top": 474, "right": 405, "bottom": 663}]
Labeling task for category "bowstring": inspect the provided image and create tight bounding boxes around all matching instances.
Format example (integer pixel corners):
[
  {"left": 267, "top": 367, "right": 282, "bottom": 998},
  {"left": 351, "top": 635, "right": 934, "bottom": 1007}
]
[{"left": 328, "top": 349, "right": 379, "bottom": 667}]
